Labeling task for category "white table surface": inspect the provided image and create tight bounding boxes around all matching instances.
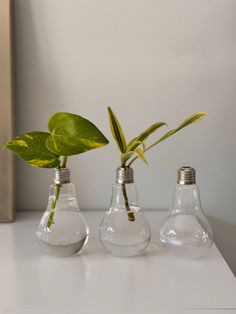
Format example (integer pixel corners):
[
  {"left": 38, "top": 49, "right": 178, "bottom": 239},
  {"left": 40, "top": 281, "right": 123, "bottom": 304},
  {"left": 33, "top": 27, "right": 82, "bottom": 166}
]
[{"left": 0, "top": 211, "right": 235, "bottom": 314}]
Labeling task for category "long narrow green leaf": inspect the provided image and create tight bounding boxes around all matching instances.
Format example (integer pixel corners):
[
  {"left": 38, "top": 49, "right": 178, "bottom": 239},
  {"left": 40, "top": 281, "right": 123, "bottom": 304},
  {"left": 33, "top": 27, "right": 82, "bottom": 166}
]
[
  {"left": 135, "top": 122, "right": 167, "bottom": 142},
  {"left": 121, "top": 140, "right": 146, "bottom": 165},
  {"left": 126, "top": 122, "right": 166, "bottom": 153},
  {"left": 127, "top": 112, "right": 207, "bottom": 167},
  {"left": 108, "top": 107, "right": 127, "bottom": 153},
  {"left": 126, "top": 140, "right": 145, "bottom": 153},
  {"left": 146, "top": 112, "right": 207, "bottom": 151},
  {"left": 135, "top": 149, "right": 148, "bottom": 164}
]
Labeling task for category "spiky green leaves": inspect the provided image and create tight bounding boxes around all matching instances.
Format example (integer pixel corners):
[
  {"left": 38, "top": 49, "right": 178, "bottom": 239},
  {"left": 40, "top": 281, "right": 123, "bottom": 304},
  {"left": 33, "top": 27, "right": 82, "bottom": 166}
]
[
  {"left": 108, "top": 107, "right": 127, "bottom": 153},
  {"left": 108, "top": 107, "right": 167, "bottom": 166},
  {"left": 108, "top": 107, "right": 207, "bottom": 167},
  {"left": 141, "top": 112, "right": 207, "bottom": 152},
  {"left": 131, "top": 122, "right": 167, "bottom": 143},
  {"left": 5, "top": 112, "right": 109, "bottom": 168}
]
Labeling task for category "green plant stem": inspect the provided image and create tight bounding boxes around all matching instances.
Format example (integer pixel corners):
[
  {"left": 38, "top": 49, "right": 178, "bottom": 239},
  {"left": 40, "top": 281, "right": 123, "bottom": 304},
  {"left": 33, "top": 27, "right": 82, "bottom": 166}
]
[
  {"left": 46, "top": 156, "right": 67, "bottom": 229},
  {"left": 121, "top": 182, "right": 135, "bottom": 222},
  {"left": 61, "top": 156, "right": 67, "bottom": 168},
  {"left": 47, "top": 183, "right": 61, "bottom": 228},
  {"left": 127, "top": 141, "right": 160, "bottom": 167}
]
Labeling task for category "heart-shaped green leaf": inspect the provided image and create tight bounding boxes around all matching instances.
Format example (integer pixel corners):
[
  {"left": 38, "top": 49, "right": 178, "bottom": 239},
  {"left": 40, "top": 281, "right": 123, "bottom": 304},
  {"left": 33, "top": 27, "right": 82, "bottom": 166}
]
[
  {"left": 5, "top": 132, "right": 60, "bottom": 168},
  {"left": 46, "top": 112, "right": 109, "bottom": 156},
  {"left": 108, "top": 107, "right": 127, "bottom": 153}
]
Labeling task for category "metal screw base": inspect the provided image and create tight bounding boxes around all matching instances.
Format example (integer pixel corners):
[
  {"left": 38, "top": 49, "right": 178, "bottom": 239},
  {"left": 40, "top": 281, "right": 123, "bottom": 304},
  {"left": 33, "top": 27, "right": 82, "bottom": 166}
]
[
  {"left": 177, "top": 167, "right": 196, "bottom": 185},
  {"left": 54, "top": 168, "right": 71, "bottom": 184},
  {"left": 116, "top": 167, "right": 134, "bottom": 184}
]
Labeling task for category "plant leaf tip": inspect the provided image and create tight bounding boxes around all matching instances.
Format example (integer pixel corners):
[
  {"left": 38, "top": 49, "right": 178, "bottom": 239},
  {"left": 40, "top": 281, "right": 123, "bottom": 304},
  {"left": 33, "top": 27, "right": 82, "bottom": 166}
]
[{"left": 197, "top": 111, "right": 207, "bottom": 115}]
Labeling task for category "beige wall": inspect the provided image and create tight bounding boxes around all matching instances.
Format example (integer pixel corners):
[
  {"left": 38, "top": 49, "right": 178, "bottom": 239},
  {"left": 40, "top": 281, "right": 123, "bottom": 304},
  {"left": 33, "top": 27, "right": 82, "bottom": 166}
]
[
  {"left": 13, "top": 0, "right": 236, "bottom": 274},
  {"left": 0, "top": 0, "right": 14, "bottom": 221}
]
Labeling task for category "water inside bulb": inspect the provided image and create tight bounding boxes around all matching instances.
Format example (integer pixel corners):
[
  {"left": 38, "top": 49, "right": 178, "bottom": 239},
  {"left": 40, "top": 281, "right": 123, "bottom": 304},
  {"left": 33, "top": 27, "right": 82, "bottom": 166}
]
[
  {"left": 36, "top": 172, "right": 89, "bottom": 257},
  {"left": 99, "top": 180, "right": 151, "bottom": 257}
]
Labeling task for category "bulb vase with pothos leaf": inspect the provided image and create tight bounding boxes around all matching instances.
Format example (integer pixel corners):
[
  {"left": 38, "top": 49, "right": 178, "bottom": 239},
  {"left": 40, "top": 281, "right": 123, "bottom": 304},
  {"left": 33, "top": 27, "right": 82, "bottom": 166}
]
[
  {"left": 5, "top": 112, "right": 109, "bottom": 256},
  {"left": 36, "top": 168, "right": 89, "bottom": 257},
  {"left": 99, "top": 107, "right": 207, "bottom": 257}
]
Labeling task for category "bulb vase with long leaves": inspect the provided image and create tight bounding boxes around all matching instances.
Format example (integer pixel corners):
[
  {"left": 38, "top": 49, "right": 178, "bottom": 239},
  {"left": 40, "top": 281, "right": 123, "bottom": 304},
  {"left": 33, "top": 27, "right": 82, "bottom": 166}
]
[{"left": 108, "top": 107, "right": 206, "bottom": 221}]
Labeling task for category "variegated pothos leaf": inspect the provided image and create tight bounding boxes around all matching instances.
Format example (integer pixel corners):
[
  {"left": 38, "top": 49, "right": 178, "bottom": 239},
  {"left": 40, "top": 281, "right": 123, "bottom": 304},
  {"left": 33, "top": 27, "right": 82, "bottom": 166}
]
[
  {"left": 5, "top": 132, "right": 60, "bottom": 168},
  {"left": 46, "top": 112, "right": 109, "bottom": 156}
]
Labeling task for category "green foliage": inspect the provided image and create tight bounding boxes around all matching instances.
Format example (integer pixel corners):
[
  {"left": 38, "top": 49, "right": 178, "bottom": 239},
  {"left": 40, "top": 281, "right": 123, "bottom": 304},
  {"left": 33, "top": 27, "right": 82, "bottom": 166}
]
[
  {"left": 143, "top": 112, "right": 207, "bottom": 152},
  {"left": 122, "top": 122, "right": 167, "bottom": 166},
  {"left": 135, "top": 148, "right": 148, "bottom": 165},
  {"left": 5, "top": 112, "right": 109, "bottom": 168},
  {"left": 107, "top": 107, "right": 207, "bottom": 167},
  {"left": 5, "top": 132, "right": 60, "bottom": 168},
  {"left": 46, "top": 112, "right": 109, "bottom": 156},
  {"left": 131, "top": 122, "right": 167, "bottom": 143},
  {"left": 5, "top": 111, "right": 109, "bottom": 229},
  {"left": 108, "top": 107, "right": 127, "bottom": 153}
]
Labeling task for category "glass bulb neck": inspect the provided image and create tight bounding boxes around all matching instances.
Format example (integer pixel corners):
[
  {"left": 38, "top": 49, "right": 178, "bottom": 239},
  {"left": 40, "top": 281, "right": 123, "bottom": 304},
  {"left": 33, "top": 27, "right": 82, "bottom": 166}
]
[
  {"left": 54, "top": 168, "right": 71, "bottom": 185},
  {"left": 111, "top": 182, "right": 139, "bottom": 210},
  {"left": 170, "top": 167, "right": 202, "bottom": 213},
  {"left": 170, "top": 183, "right": 202, "bottom": 214}
]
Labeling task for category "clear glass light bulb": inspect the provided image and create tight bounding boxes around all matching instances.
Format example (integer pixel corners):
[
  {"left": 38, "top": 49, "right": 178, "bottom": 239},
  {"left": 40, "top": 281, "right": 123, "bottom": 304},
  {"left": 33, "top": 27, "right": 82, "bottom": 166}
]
[
  {"left": 99, "top": 167, "right": 151, "bottom": 257},
  {"left": 160, "top": 167, "right": 213, "bottom": 259},
  {"left": 36, "top": 168, "right": 89, "bottom": 257}
]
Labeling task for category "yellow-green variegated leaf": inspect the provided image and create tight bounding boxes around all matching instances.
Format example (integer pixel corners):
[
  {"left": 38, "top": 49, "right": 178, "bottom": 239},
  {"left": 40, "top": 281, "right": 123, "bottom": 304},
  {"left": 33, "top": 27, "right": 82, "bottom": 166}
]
[
  {"left": 5, "top": 132, "right": 60, "bottom": 168},
  {"left": 157, "top": 112, "right": 206, "bottom": 143},
  {"left": 126, "top": 140, "right": 145, "bottom": 153},
  {"left": 46, "top": 112, "right": 109, "bottom": 156},
  {"left": 127, "top": 112, "right": 207, "bottom": 167},
  {"left": 135, "top": 149, "right": 148, "bottom": 164},
  {"left": 126, "top": 122, "right": 166, "bottom": 153},
  {"left": 148, "top": 112, "right": 207, "bottom": 149},
  {"left": 108, "top": 107, "right": 126, "bottom": 153},
  {"left": 135, "top": 122, "right": 167, "bottom": 142}
]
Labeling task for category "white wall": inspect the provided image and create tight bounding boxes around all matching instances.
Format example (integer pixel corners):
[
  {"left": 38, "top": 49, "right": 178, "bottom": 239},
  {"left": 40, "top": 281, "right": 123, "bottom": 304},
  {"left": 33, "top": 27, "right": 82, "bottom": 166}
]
[{"left": 13, "top": 0, "right": 236, "bottom": 273}]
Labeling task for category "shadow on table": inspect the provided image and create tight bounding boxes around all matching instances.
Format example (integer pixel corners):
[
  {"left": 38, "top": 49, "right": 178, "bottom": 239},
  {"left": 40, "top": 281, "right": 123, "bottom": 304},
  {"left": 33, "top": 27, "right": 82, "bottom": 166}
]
[{"left": 208, "top": 216, "right": 236, "bottom": 277}]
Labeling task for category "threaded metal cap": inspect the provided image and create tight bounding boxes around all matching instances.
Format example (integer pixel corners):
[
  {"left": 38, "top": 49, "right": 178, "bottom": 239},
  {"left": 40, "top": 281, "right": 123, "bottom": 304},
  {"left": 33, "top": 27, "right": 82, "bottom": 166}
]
[
  {"left": 177, "top": 166, "right": 196, "bottom": 185},
  {"left": 116, "top": 167, "right": 134, "bottom": 184},
  {"left": 54, "top": 168, "right": 71, "bottom": 184}
]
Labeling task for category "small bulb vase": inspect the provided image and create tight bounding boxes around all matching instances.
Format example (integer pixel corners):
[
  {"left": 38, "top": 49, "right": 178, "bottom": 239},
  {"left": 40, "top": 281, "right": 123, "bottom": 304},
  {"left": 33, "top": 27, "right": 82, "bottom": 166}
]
[
  {"left": 99, "top": 167, "right": 151, "bottom": 257},
  {"left": 36, "top": 168, "right": 89, "bottom": 257},
  {"left": 160, "top": 167, "right": 213, "bottom": 259}
]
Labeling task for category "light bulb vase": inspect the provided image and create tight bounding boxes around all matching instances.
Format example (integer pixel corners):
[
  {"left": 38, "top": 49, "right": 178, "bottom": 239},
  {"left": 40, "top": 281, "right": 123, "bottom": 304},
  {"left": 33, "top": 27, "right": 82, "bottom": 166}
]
[
  {"left": 99, "top": 167, "right": 151, "bottom": 257},
  {"left": 36, "top": 168, "right": 89, "bottom": 257},
  {"left": 160, "top": 167, "right": 213, "bottom": 259}
]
